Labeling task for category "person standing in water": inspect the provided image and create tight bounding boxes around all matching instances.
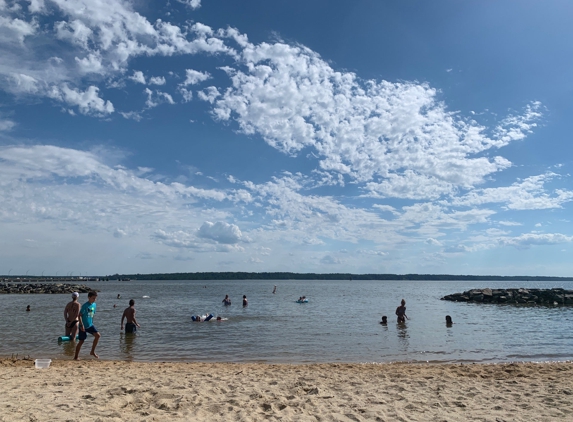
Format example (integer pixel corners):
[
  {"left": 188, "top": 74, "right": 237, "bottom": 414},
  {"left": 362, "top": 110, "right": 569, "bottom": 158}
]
[
  {"left": 222, "top": 295, "right": 231, "bottom": 305},
  {"left": 243, "top": 295, "right": 248, "bottom": 307},
  {"left": 121, "top": 299, "right": 141, "bottom": 334},
  {"left": 74, "top": 291, "right": 101, "bottom": 360},
  {"left": 395, "top": 299, "right": 408, "bottom": 323},
  {"left": 272, "top": 285, "right": 277, "bottom": 294},
  {"left": 64, "top": 292, "right": 81, "bottom": 340}
]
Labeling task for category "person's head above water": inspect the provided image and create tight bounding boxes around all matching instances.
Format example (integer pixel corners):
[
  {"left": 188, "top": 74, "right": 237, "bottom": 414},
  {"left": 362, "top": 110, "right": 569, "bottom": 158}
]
[
  {"left": 381, "top": 315, "right": 387, "bottom": 323},
  {"left": 446, "top": 315, "right": 453, "bottom": 324}
]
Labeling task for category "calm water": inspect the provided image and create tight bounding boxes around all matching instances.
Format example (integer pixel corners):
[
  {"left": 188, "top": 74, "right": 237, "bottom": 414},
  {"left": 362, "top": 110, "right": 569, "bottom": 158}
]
[{"left": 1, "top": 279, "right": 573, "bottom": 364}]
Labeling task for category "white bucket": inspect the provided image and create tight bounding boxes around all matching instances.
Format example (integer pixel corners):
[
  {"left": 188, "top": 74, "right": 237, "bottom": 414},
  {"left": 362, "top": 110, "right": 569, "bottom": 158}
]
[{"left": 34, "top": 359, "right": 52, "bottom": 369}]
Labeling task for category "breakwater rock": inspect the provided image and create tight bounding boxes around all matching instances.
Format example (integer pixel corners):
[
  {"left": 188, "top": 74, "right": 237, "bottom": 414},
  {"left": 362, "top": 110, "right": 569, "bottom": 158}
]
[
  {"left": 0, "top": 283, "right": 95, "bottom": 294},
  {"left": 441, "top": 288, "right": 573, "bottom": 305}
]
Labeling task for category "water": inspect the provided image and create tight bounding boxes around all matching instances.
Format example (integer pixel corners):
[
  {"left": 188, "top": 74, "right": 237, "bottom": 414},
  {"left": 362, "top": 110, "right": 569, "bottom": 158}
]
[{"left": 2, "top": 279, "right": 573, "bottom": 363}]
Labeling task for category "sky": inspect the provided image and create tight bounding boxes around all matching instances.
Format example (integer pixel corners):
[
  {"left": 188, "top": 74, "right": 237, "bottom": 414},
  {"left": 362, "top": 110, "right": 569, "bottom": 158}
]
[{"left": 1, "top": 0, "right": 573, "bottom": 277}]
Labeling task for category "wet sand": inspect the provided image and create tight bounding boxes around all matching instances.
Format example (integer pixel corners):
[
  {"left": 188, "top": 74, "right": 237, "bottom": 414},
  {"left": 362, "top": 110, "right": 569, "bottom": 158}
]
[{"left": 1, "top": 358, "right": 572, "bottom": 421}]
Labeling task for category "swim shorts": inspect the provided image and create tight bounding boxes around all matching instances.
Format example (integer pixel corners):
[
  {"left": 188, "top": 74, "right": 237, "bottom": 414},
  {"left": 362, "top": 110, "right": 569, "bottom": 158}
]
[
  {"left": 125, "top": 323, "right": 137, "bottom": 334},
  {"left": 78, "top": 325, "right": 98, "bottom": 341}
]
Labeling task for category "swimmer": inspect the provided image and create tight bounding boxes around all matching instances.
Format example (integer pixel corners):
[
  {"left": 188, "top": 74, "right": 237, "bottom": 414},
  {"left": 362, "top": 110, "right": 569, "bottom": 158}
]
[
  {"left": 117, "top": 294, "right": 121, "bottom": 299},
  {"left": 26, "top": 305, "right": 30, "bottom": 312},
  {"left": 380, "top": 315, "right": 388, "bottom": 325},
  {"left": 64, "top": 292, "right": 81, "bottom": 340},
  {"left": 395, "top": 299, "right": 408, "bottom": 323},
  {"left": 243, "top": 295, "right": 248, "bottom": 307},
  {"left": 216, "top": 316, "right": 222, "bottom": 321},
  {"left": 446, "top": 315, "right": 453, "bottom": 326},
  {"left": 222, "top": 295, "right": 231, "bottom": 305},
  {"left": 121, "top": 299, "right": 141, "bottom": 334},
  {"left": 272, "top": 285, "right": 277, "bottom": 294}
]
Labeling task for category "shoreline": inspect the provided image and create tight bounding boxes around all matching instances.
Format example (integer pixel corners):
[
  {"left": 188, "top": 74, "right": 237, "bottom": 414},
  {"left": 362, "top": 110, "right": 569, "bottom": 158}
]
[{"left": 2, "top": 359, "right": 572, "bottom": 421}]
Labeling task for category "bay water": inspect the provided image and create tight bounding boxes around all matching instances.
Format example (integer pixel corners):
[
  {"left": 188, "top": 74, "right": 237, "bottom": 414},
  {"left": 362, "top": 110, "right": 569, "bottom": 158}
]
[{"left": 1, "top": 279, "right": 572, "bottom": 363}]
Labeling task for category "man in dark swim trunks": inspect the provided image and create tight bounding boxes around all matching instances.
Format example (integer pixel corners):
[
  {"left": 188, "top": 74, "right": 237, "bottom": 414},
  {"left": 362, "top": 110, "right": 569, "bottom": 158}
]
[
  {"left": 121, "top": 299, "right": 141, "bottom": 334},
  {"left": 64, "top": 292, "right": 81, "bottom": 341}
]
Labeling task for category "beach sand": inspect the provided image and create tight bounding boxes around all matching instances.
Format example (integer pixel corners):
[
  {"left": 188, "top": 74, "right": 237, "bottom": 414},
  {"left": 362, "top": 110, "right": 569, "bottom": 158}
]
[{"left": 1, "top": 359, "right": 572, "bottom": 421}]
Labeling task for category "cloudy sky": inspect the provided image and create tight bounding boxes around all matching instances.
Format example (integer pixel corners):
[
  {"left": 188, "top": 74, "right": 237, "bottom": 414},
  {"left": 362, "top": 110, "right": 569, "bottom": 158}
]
[{"left": 1, "top": 0, "right": 572, "bottom": 276}]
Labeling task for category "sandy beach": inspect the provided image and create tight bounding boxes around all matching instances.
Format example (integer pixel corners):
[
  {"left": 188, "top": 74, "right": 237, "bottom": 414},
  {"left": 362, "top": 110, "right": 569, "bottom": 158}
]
[{"left": 1, "top": 359, "right": 572, "bottom": 421}]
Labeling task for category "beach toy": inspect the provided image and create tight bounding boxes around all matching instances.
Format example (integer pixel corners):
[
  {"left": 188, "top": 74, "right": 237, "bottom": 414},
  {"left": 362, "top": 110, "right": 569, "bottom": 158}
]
[
  {"left": 34, "top": 359, "right": 51, "bottom": 369},
  {"left": 58, "top": 335, "right": 80, "bottom": 342},
  {"left": 205, "top": 314, "right": 214, "bottom": 321}
]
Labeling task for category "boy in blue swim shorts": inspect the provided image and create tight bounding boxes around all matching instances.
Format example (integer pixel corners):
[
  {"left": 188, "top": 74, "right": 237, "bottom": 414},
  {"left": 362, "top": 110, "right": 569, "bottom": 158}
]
[{"left": 74, "top": 291, "right": 101, "bottom": 360}]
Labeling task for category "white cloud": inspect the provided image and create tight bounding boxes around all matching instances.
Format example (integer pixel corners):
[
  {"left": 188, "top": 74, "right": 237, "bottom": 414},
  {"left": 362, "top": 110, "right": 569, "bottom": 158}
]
[
  {"left": 182, "top": 69, "right": 210, "bottom": 86},
  {"left": 452, "top": 173, "right": 573, "bottom": 210},
  {"left": 149, "top": 76, "right": 166, "bottom": 85},
  {"left": 499, "top": 233, "right": 573, "bottom": 249},
  {"left": 0, "top": 117, "right": 16, "bottom": 131},
  {"left": 178, "top": 0, "right": 201, "bottom": 9},
  {"left": 212, "top": 40, "right": 542, "bottom": 200},
  {"left": 197, "top": 221, "right": 243, "bottom": 244},
  {"left": 130, "top": 71, "right": 146, "bottom": 84},
  {"left": 145, "top": 88, "right": 175, "bottom": 108},
  {"left": 48, "top": 84, "right": 114, "bottom": 116}
]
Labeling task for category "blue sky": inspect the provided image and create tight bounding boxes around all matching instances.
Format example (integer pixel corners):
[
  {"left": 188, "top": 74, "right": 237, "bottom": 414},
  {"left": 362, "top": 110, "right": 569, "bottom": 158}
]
[{"left": 1, "top": 0, "right": 573, "bottom": 276}]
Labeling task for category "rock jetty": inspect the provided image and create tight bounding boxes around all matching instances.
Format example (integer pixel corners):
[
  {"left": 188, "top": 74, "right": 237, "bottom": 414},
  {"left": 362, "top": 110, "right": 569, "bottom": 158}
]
[
  {"left": 441, "top": 288, "right": 573, "bottom": 305},
  {"left": 0, "top": 283, "right": 95, "bottom": 294}
]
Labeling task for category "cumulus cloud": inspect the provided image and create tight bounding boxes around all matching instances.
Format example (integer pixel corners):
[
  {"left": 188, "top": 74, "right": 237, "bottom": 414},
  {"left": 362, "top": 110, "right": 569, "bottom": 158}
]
[
  {"left": 182, "top": 69, "right": 210, "bottom": 86},
  {"left": 129, "top": 71, "right": 146, "bottom": 84},
  {"left": 178, "top": 0, "right": 201, "bottom": 9},
  {"left": 212, "top": 40, "right": 542, "bottom": 200},
  {"left": 197, "top": 221, "right": 243, "bottom": 244},
  {"left": 149, "top": 76, "right": 166, "bottom": 85},
  {"left": 48, "top": 85, "right": 114, "bottom": 116},
  {"left": 499, "top": 233, "right": 573, "bottom": 249},
  {"left": 452, "top": 173, "right": 573, "bottom": 210}
]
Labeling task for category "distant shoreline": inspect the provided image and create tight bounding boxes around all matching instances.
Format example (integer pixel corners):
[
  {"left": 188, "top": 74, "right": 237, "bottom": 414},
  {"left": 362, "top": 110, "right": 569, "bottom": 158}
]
[{"left": 3, "top": 272, "right": 571, "bottom": 282}]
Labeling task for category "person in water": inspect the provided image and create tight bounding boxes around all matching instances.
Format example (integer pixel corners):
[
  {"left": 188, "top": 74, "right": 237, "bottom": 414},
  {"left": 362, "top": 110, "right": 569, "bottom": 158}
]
[
  {"left": 26, "top": 305, "right": 30, "bottom": 312},
  {"left": 243, "top": 295, "right": 248, "bottom": 307},
  {"left": 117, "top": 294, "right": 121, "bottom": 299},
  {"left": 380, "top": 315, "right": 388, "bottom": 325},
  {"left": 222, "top": 295, "right": 231, "bottom": 305},
  {"left": 395, "top": 299, "right": 408, "bottom": 323},
  {"left": 121, "top": 299, "right": 141, "bottom": 334},
  {"left": 446, "top": 315, "right": 453, "bottom": 326},
  {"left": 74, "top": 291, "right": 101, "bottom": 360},
  {"left": 272, "top": 285, "right": 277, "bottom": 294},
  {"left": 64, "top": 292, "right": 81, "bottom": 340}
]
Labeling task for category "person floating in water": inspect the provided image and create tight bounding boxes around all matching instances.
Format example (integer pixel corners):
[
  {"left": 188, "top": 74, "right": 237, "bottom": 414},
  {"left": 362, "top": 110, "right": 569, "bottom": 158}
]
[
  {"left": 243, "top": 295, "right": 248, "bottom": 307},
  {"left": 121, "top": 299, "right": 141, "bottom": 334},
  {"left": 222, "top": 295, "right": 231, "bottom": 305},
  {"left": 395, "top": 299, "right": 408, "bottom": 323},
  {"left": 380, "top": 315, "right": 388, "bottom": 325},
  {"left": 64, "top": 292, "right": 81, "bottom": 341}
]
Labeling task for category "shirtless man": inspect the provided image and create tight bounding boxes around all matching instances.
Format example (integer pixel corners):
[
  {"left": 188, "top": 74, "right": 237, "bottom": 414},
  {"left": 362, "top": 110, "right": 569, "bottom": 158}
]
[
  {"left": 64, "top": 292, "right": 81, "bottom": 340},
  {"left": 121, "top": 299, "right": 141, "bottom": 334},
  {"left": 395, "top": 299, "right": 408, "bottom": 323}
]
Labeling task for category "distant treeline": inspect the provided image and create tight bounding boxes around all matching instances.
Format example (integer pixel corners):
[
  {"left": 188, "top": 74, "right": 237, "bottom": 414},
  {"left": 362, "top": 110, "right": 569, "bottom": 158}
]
[{"left": 107, "top": 272, "right": 573, "bottom": 281}]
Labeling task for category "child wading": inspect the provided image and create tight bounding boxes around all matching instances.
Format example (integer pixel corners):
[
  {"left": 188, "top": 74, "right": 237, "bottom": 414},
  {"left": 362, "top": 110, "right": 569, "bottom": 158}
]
[{"left": 74, "top": 291, "right": 101, "bottom": 360}]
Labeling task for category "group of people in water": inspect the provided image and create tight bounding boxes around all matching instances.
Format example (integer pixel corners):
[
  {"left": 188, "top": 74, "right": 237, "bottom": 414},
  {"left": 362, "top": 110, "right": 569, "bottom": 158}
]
[
  {"left": 61, "top": 291, "right": 140, "bottom": 360},
  {"left": 222, "top": 294, "right": 248, "bottom": 306},
  {"left": 379, "top": 299, "right": 453, "bottom": 326}
]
